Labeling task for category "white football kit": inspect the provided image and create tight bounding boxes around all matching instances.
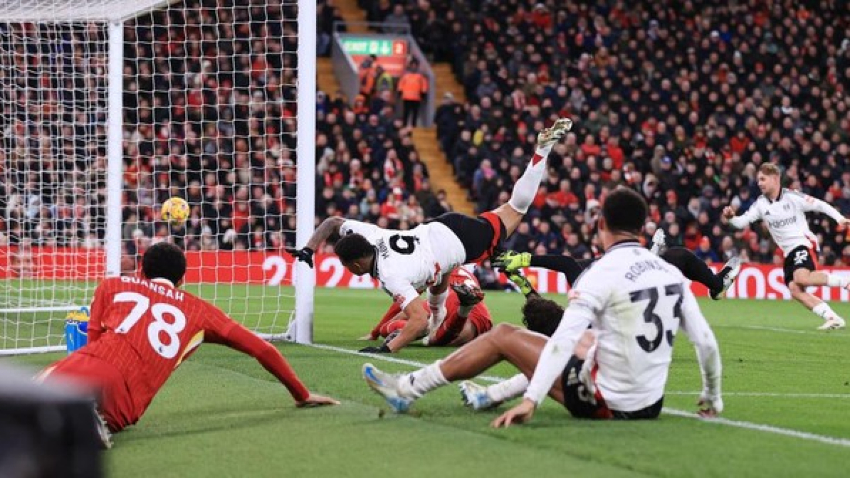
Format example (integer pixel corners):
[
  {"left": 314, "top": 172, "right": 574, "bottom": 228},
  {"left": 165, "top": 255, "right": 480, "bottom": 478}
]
[
  {"left": 339, "top": 220, "right": 466, "bottom": 309},
  {"left": 729, "top": 189, "right": 844, "bottom": 256},
  {"left": 524, "top": 241, "right": 722, "bottom": 412}
]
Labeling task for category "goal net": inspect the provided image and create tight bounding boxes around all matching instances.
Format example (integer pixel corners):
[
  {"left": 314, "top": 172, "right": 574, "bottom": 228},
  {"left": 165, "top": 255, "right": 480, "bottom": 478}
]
[{"left": 0, "top": 0, "right": 315, "bottom": 355}]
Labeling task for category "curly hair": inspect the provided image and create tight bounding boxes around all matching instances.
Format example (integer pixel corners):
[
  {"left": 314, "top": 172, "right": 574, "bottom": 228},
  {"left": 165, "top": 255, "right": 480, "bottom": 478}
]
[{"left": 521, "top": 296, "right": 565, "bottom": 337}]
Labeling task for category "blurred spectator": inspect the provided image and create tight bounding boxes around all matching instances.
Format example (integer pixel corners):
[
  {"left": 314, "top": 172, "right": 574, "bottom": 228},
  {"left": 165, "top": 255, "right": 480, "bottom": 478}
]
[{"left": 397, "top": 59, "right": 429, "bottom": 127}]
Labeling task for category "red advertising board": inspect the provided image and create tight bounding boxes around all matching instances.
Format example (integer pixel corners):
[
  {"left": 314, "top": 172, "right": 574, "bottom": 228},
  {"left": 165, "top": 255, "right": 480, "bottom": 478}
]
[{"left": 2, "top": 247, "right": 850, "bottom": 302}]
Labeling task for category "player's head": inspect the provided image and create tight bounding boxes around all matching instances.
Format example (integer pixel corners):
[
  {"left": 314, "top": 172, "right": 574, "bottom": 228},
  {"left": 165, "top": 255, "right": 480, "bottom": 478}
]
[
  {"left": 598, "top": 187, "right": 648, "bottom": 246},
  {"left": 757, "top": 163, "right": 781, "bottom": 197},
  {"left": 334, "top": 233, "right": 375, "bottom": 276},
  {"left": 521, "top": 296, "right": 565, "bottom": 337},
  {"left": 141, "top": 242, "right": 187, "bottom": 286}
]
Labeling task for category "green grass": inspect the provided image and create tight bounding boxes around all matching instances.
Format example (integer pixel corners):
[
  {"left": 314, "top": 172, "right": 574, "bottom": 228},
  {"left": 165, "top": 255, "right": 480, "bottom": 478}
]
[{"left": 4, "top": 287, "right": 850, "bottom": 477}]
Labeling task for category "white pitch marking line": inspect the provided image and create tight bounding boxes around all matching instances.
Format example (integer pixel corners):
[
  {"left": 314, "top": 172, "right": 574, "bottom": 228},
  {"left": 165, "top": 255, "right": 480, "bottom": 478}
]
[
  {"left": 303, "top": 342, "right": 850, "bottom": 448},
  {"left": 718, "top": 324, "right": 850, "bottom": 337},
  {"left": 667, "top": 391, "right": 850, "bottom": 399}
]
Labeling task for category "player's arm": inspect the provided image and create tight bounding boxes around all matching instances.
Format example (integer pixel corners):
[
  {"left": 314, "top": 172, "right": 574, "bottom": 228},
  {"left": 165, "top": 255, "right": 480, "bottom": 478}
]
[
  {"left": 292, "top": 217, "right": 345, "bottom": 267},
  {"left": 678, "top": 287, "right": 723, "bottom": 417},
  {"left": 722, "top": 202, "right": 762, "bottom": 229},
  {"left": 87, "top": 281, "right": 110, "bottom": 343},
  {"left": 493, "top": 289, "right": 598, "bottom": 427},
  {"left": 791, "top": 191, "right": 849, "bottom": 225},
  {"left": 207, "top": 318, "right": 338, "bottom": 406},
  {"left": 360, "top": 278, "right": 422, "bottom": 353}
]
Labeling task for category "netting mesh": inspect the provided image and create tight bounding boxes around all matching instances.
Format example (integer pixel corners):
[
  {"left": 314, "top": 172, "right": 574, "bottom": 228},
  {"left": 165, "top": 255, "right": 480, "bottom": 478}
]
[{"left": 0, "top": 0, "right": 302, "bottom": 352}]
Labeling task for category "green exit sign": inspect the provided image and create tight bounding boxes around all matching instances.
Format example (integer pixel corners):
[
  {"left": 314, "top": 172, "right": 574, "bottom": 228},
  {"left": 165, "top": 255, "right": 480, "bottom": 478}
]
[{"left": 340, "top": 36, "right": 407, "bottom": 57}]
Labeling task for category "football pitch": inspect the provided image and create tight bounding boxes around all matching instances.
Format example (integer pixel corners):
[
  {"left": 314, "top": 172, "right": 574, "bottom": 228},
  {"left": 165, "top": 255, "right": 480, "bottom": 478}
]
[{"left": 5, "top": 286, "right": 850, "bottom": 477}]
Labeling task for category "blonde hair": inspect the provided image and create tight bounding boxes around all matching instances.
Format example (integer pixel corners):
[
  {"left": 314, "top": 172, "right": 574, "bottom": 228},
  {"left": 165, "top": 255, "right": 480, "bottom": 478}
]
[{"left": 758, "top": 163, "right": 781, "bottom": 176}]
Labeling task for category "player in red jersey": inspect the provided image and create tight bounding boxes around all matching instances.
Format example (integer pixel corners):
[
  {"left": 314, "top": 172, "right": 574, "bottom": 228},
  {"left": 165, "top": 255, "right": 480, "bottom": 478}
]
[
  {"left": 40, "top": 243, "right": 338, "bottom": 447},
  {"left": 360, "top": 267, "right": 492, "bottom": 351}
]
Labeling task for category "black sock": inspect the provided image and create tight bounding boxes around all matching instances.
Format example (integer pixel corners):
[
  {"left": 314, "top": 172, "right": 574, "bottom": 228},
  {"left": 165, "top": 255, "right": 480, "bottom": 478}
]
[
  {"left": 660, "top": 247, "right": 723, "bottom": 292},
  {"left": 529, "top": 255, "right": 590, "bottom": 287}
]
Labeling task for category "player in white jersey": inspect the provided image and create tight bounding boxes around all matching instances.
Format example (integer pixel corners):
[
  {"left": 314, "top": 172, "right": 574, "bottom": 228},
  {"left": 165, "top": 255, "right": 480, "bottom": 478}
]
[
  {"left": 722, "top": 163, "right": 850, "bottom": 330},
  {"left": 361, "top": 188, "right": 723, "bottom": 424},
  {"left": 294, "top": 118, "right": 573, "bottom": 353}
]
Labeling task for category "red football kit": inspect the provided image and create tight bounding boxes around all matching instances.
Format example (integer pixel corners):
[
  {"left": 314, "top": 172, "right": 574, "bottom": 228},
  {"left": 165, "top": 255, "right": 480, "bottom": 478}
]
[
  {"left": 369, "top": 267, "right": 493, "bottom": 344},
  {"left": 45, "top": 276, "right": 309, "bottom": 431}
]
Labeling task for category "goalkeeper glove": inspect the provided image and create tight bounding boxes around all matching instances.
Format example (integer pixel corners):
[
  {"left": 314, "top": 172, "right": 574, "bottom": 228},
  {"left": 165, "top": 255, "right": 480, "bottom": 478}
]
[
  {"left": 292, "top": 247, "right": 314, "bottom": 268},
  {"left": 507, "top": 271, "right": 534, "bottom": 296},
  {"left": 359, "top": 343, "right": 392, "bottom": 354},
  {"left": 492, "top": 251, "right": 531, "bottom": 272}
]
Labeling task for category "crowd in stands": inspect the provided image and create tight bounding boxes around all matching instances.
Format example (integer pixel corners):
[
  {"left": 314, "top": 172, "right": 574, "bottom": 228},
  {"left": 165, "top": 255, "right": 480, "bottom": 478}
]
[
  {"left": 362, "top": 0, "right": 850, "bottom": 267},
  {"left": 1, "top": 0, "right": 442, "bottom": 264}
]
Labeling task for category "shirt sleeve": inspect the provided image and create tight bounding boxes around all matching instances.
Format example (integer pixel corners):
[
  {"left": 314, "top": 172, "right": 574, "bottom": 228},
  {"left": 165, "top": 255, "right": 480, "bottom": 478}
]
[
  {"left": 790, "top": 191, "right": 846, "bottom": 223},
  {"left": 523, "top": 280, "right": 604, "bottom": 406},
  {"left": 678, "top": 287, "right": 722, "bottom": 399},
  {"left": 204, "top": 307, "right": 310, "bottom": 402},
  {"left": 380, "top": 274, "right": 420, "bottom": 310},
  {"left": 340, "top": 219, "right": 381, "bottom": 241},
  {"left": 87, "top": 280, "right": 110, "bottom": 343},
  {"left": 729, "top": 201, "right": 762, "bottom": 229}
]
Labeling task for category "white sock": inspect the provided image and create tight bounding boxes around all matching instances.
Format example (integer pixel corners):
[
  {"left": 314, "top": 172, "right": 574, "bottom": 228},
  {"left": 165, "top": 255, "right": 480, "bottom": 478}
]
[
  {"left": 487, "top": 374, "right": 529, "bottom": 403},
  {"left": 812, "top": 302, "right": 838, "bottom": 320},
  {"left": 400, "top": 361, "right": 449, "bottom": 398},
  {"left": 428, "top": 289, "right": 448, "bottom": 313},
  {"left": 825, "top": 274, "right": 850, "bottom": 288},
  {"left": 508, "top": 147, "right": 549, "bottom": 214}
]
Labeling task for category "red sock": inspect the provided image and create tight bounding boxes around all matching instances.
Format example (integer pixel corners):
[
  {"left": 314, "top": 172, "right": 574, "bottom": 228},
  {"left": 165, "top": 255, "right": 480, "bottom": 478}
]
[
  {"left": 429, "top": 312, "right": 468, "bottom": 346},
  {"left": 379, "top": 319, "right": 406, "bottom": 338}
]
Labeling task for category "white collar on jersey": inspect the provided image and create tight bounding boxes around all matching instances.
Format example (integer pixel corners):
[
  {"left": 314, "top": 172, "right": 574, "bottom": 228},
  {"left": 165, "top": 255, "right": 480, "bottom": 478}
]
[
  {"left": 151, "top": 278, "right": 176, "bottom": 288},
  {"left": 605, "top": 239, "right": 642, "bottom": 253}
]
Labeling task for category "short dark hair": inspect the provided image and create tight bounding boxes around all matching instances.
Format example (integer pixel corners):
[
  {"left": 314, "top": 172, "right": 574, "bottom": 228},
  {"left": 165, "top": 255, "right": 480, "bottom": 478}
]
[
  {"left": 334, "top": 233, "right": 374, "bottom": 263},
  {"left": 522, "top": 297, "right": 565, "bottom": 337},
  {"left": 141, "top": 242, "right": 187, "bottom": 285},
  {"left": 602, "top": 187, "right": 648, "bottom": 235}
]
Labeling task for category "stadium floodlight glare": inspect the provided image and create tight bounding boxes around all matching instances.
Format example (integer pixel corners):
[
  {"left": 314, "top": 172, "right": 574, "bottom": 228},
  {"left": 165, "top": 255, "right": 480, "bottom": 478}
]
[{"left": 0, "top": 0, "right": 315, "bottom": 355}]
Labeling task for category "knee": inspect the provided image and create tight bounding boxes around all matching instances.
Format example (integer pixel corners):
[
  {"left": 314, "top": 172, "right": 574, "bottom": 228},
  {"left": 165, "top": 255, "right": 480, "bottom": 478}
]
[
  {"left": 491, "top": 323, "right": 521, "bottom": 340},
  {"left": 789, "top": 282, "right": 804, "bottom": 298}
]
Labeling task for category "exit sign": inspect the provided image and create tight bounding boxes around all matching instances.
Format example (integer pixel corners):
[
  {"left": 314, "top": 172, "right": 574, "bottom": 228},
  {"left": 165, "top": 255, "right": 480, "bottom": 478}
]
[{"left": 340, "top": 36, "right": 407, "bottom": 57}]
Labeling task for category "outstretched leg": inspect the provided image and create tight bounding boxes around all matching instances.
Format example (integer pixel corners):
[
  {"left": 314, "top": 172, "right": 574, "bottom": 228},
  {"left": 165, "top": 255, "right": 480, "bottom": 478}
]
[
  {"left": 363, "top": 324, "right": 572, "bottom": 412},
  {"left": 659, "top": 247, "right": 741, "bottom": 300},
  {"left": 493, "top": 118, "right": 572, "bottom": 236}
]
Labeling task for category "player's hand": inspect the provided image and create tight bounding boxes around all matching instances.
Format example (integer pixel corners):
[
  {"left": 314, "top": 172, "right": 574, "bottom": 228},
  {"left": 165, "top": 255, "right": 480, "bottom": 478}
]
[
  {"left": 492, "top": 251, "right": 531, "bottom": 272},
  {"left": 697, "top": 392, "right": 723, "bottom": 418},
  {"left": 507, "top": 271, "right": 534, "bottom": 296},
  {"left": 721, "top": 206, "right": 736, "bottom": 220},
  {"left": 291, "top": 247, "right": 314, "bottom": 268},
  {"left": 296, "top": 393, "right": 340, "bottom": 408},
  {"left": 491, "top": 398, "right": 536, "bottom": 428},
  {"left": 359, "top": 343, "right": 392, "bottom": 354}
]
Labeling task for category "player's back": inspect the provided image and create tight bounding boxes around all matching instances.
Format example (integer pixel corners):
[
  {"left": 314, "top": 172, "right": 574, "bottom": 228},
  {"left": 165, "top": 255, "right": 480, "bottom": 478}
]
[
  {"left": 83, "top": 276, "right": 217, "bottom": 413},
  {"left": 578, "top": 242, "right": 688, "bottom": 411}
]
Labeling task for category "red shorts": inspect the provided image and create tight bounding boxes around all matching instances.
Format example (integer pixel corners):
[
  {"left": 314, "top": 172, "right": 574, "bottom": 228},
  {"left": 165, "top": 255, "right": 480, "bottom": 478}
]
[{"left": 45, "top": 353, "right": 137, "bottom": 432}]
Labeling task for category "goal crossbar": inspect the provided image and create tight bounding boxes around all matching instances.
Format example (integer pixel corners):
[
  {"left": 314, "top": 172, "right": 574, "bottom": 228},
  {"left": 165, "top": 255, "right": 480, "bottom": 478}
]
[{"left": 0, "top": 0, "right": 179, "bottom": 22}]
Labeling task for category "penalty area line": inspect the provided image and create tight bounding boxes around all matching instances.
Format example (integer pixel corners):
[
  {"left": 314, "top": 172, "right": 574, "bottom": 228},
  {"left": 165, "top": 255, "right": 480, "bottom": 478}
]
[{"left": 302, "top": 342, "right": 850, "bottom": 449}]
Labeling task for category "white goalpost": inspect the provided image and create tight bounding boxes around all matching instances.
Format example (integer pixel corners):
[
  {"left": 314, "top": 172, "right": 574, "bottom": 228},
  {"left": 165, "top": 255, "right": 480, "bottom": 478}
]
[{"left": 0, "top": 0, "right": 315, "bottom": 355}]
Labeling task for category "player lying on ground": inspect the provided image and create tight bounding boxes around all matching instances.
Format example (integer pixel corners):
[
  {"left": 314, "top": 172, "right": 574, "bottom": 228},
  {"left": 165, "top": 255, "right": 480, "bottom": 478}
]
[
  {"left": 294, "top": 118, "right": 573, "bottom": 353},
  {"left": 359, "top": 267, "right": 492, "bottom": 353},
  {"left": 39, "top": 243, "right": 338, "bottom": 448},
  {"left": 723, "top": 163, "right": 850, "bottom": 330},
  {"left": 494, "top": 229, "right": 743, "bottom": 301},
  {"left": 362, "top": 188, "right": 723, "bottom": 426}
]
